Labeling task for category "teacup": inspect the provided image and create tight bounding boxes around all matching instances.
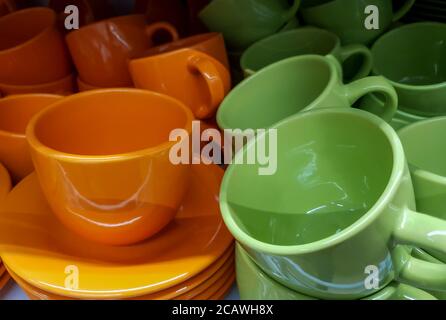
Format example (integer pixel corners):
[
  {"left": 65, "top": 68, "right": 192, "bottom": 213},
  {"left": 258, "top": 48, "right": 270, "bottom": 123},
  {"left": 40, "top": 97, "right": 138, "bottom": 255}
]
[
  {"left": 26, "top": 89, "right": 194, "bottom": 246},
  {"left": 0, "top": 74, "right": 76, "bottom": 96},
  {"left": 217, "top": 55, "right": 397, "bottom": 134},
  {"left": 130, "top": 34, "right": 231, "bottom": 119},
  {"left": 236, "top": 244, "right": 437, "bottom": 300},
  {"left": 0, "top": 8, "right": 72, "bottom": 85},
  {"left": 199, "top": 0, "right": 301, "bottom": 50},
  {"left": 241, "top": 28, "right": 372, "bottom": 81},
  {"left": 0, "top": 94, "right": 63, "bottom": 184},
  {"left": 301, "top": 0, "right": 415, "bottom": 44},
  {"left": 371, "top": 22, "right": 446, "bottom": 117},
  {"left": 66, "top": 15, "right": 179, "bottom": 87},
  {"left": 220, "top": 108, "right": 446, "bottom": 299}
]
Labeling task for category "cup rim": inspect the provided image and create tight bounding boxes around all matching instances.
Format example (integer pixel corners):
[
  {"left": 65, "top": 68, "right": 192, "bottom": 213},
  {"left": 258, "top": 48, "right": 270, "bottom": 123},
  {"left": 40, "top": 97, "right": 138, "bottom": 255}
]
[
  {"left": 240, "top": 27, "right": 339, "bottom": 73},
  {"left": 0, "top": 7, "right": 57, "bottom": 55},
  {"left": 220, "top": 108, "right": 405, "bottom": 255},
  {"left": 26, "top": 88, "right": 195, "bottom": 162},
  {"left": 0, "top": 93, "right": 63, "bottom": 139},
  {"left": 398, "top": 116, "right": 446, "bottom": 185},
  {"left": 372, "top": 22, "right": 446, "bottom": 90},
  {"left": 217, "top": 54, "right": 339, "bottom": 130}
]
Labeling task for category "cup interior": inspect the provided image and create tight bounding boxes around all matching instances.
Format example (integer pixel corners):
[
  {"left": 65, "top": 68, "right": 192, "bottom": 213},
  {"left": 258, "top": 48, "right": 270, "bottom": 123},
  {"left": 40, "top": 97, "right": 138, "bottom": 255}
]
[
  {"left": 242, "top": 29, "right": 337, "bottom": 72},
  {"left": 219, "top": 56, "right": 333, "bottom": 130},
  {"left": 223, "top": 110, "right": 394, "bottom": 246},
  {"left": 372, "top": 23, "right": 446, "bottom": 86},
  {"left": 30, "top": 90, "right": 191, "bottom": 156},
  {"left": 0, "top": 95, "right": 61, "bottom": 135},
  {"left": 0, "top": 8, "right": 54, "bottom": 51},
  {"left": 399, "top": 119, "right": 446, "bottom": 177}
]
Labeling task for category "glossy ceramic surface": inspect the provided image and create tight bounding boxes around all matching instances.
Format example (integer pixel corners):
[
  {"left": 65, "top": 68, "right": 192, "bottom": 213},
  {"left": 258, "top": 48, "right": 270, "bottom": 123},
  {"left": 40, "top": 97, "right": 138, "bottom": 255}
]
[
  {"left": 241, "top": 28, "right": 372, "bottom": 81},
  {"left": 26, "top": 89, "right": 194, "bottom": 245},
  {"left": 301, "top": 0, "right": 415, "bottom": 44},
  {"left": 372, "top": 22, "right": 446, "bottom": 117},
  {"left": 130, "top": 45, "right": 231, "bottom": 120},
  {"left": 66, "top": 14, "right": 179, "bottom": 87},
  {"left": 76, "top": 77, "right": 101, "bottom": 92},
  {"left": 0, "top": 74, "right": 76, "bottom": 96},
  {"left": 0, "top": 94, "right": 63, "bottom": 184},
  {"left": 0, "top": 0, "right": 15, "bottom": 17},
  {"left": 0, "top": 162, "right": 11, "bottom": 200},
  {"left": 0, "top": 273, "right": 10, "bottom": 291},
  {"left": 0, "top": 8, "right": 72, "bottom": 85},
  {"left": 220, "top": 108, "right": 446, "bottom": 299},
  {"left": 199, "top": 0, "right": 301, "bottom": 50},
  {"left": 217, "top": 55, "right": 397, "bottom": 133},
  {"left": 236, "top": 244, "right": 437, "bottom": 300},
  {"left": 0, "top": 163, "right": 233, "bottom": 298}
]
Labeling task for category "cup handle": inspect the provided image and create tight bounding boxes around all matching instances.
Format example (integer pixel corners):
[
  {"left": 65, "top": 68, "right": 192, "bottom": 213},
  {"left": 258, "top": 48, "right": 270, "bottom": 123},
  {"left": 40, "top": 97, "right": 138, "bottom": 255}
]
[
  {"left": 145, "top": 22, "right": 179, "bottom": 47},
  {"left": 392, "top": 246, "right": 446, "bottom": 292},
  {"left": 188, "top": 54, "right": 228, "bottom": 119},
  {"left": 393, "top": 0, "right": 416, "bottom": 22},
  {"left": 282, "top": 0, "right": 301, "bottom": 21},
  {"left": 337, "top": 44, "right": 373, "bottom": 81},
  {"left": 391, "top": 283, "right": 438, "bottom": 300},
  {"left": 343, "top": 76, "right": 397, "bottom": 122}
]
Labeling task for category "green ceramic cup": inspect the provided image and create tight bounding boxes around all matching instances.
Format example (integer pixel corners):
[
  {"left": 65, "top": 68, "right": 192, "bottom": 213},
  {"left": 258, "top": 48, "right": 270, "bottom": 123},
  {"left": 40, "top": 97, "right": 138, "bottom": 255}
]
[
  {"left": 372, "top": 22, "right": 446, "bottom": 117},
  {"left": 236, "top": 244, "right": 438, "bottom": 300},
  {"left": 217, "top": 55, "right": 397, "bottom": 133},
  {"left": 300, "top": 0, "right": 415, "bottom": 45},
  {"left": 358, "top": 93, "right": 427, "bottom": 130},
  {"left": 241, "top": 27, "right": 372, "bottom": 80},
  {"left": 199, "top": 0, "right": 301, "bottom": 50},
  {"left": 399, "top": 117, "right": 446, "bottom": 262},
  {"left": 220, "top": 108, "right": 446, "bottom": 300}
]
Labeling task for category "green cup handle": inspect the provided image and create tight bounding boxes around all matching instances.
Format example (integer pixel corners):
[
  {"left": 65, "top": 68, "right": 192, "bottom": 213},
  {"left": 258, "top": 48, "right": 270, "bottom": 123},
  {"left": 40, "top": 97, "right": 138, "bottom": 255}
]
[
  {"left": 393, "top": 0, "right": 416, "bottom": 22},
  {"left": 391, "top": 283, "right": 438, "bottom": 300},
  {"left": 282, "top": 0, "right": 301, "bottom": 21},
  {"left": 343, "top": 76, "right": 398, "bottom": 122},
  {"left": 337, "top": 44, "right": 373, "bottom": 81}
]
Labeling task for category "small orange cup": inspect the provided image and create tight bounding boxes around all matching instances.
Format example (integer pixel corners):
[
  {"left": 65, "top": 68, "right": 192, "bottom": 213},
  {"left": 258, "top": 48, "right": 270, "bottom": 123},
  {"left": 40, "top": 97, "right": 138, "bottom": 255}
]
[
  {"left": 0, "top": 8, "right": 72, "bottom": 85},
  {"left": 26, "top": 89, "right": 194, "bottom": 246},
  {"left": 0, "top": 74, "right": 76, "bottom": 96},
  {"left": 0, "top": 0, "right": 15, "bottom": 17},
  {"left": 0, "top": 94, "right": 63, "bottom": 184},
  {"left": 66, "top": 15, "right": 179, "bottom": 88},
  {"left": 130, "top": 33, "right": 231, "bottom": 119}
]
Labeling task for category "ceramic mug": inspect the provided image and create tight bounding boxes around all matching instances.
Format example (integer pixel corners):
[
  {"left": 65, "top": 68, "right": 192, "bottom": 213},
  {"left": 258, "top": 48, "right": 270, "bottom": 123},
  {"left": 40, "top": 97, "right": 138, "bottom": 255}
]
[
  {"left": 241, "top": 28, "right": 372, "bottom": 81},
  {"left": 0, "top": 8, "right": 72, "bottom": 85},
  {"left": 218, "top": 55, "right": 397, "bottom": 134},
  {"left": 220, "top": 108, "right": 446, "bottom": 299},
  {"left": 371, "top": 22, "right": 446, "bottom": 117},
  {"left": 199, "top": 0, "right": 301, "bottom": 50},
  {"left": 301, "top": 0, "right": 415, "bottom": 44},
  {"left": 0, "top": 94, "right": 63, "bottom": 184},
  {"left": 130, "top": 35, "right": 231, "bottom": 119},
  {"left": 236, "top": 244, "right": 437, "bottom": 300},
  {"left": 26, "top": 89, "right": 194, "bottom": 246},
  {"left": 66, "top": 14, "right": 179, "bottom": 87},
  {"left": 0, "top": 74, "right": 76, "bottom": 96}
]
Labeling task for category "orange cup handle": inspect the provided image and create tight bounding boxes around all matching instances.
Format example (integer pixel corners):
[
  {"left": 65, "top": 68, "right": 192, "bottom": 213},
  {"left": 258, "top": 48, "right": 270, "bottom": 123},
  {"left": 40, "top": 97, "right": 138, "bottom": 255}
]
[
  {"left": 145, "top": 22, "right": 179, "bottom": 46},
  {"left": 188, "top": 55, "right": 226, "bottom": 119}
]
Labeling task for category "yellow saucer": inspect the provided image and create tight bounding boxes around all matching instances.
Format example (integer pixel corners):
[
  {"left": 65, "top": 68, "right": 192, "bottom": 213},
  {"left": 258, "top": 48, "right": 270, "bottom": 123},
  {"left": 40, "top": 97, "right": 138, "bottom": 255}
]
[{"left": 0, "top": 164, "right": 234, "bottom": 299}]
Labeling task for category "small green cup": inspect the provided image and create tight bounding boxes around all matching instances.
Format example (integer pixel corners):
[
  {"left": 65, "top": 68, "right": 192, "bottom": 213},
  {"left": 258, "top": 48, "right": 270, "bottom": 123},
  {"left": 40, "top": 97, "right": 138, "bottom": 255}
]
[
  {"left": 372, "top": 22, "right": 446, "bottom": 117},
  {"left": 220, "top": 108, "right": 446, "bottom": 299},
  {"left": 199, "top": 0, "right": 300, "bottom": 50},
  {"left": 241, "top": 27, "right": 372, "bottom": 80},
  {"left": 300, "top": 0, "right": 415, "bottom": 45},
  {"left": 217, "top": 55, "right": 397, "bottom": 133},
  {"left": 236, "top": 244, "right": 438, "bottom": 300}
]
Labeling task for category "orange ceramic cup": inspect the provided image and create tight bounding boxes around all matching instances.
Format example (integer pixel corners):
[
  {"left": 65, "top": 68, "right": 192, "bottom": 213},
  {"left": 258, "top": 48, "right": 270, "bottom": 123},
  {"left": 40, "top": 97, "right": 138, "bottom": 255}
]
[
  {"left": 26, "top": 89, "right": 194, "bottom": 246},
  {"left": 66, "top": 14, "right": 179, "bottom": 88},
  {"left": 0, "top": 94, "right": 63, "bottom": 184},
  {"left": 77, "top": 77, "right": 102, "bottom": 92},
  {"left": 130, "top": 34, "right": 231, "bottom": 119},
  {"left": 0, "top": 74, "right": 76, "bottom": 96},
  {"left": 0, "top": 8, "right": 72, "bottom": 85},
  {"left": 0, "top": 0, "right": 15, "bottom": 17}
]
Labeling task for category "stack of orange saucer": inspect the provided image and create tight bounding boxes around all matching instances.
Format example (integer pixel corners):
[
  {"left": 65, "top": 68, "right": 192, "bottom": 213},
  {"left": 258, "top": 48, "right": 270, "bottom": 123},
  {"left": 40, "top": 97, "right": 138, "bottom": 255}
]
[
  {"left": 0, "top": 162, "right": 11, "bottom": 292},
  {"left": 0, "top": 164, "right": 234, "bottom": 300}
]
